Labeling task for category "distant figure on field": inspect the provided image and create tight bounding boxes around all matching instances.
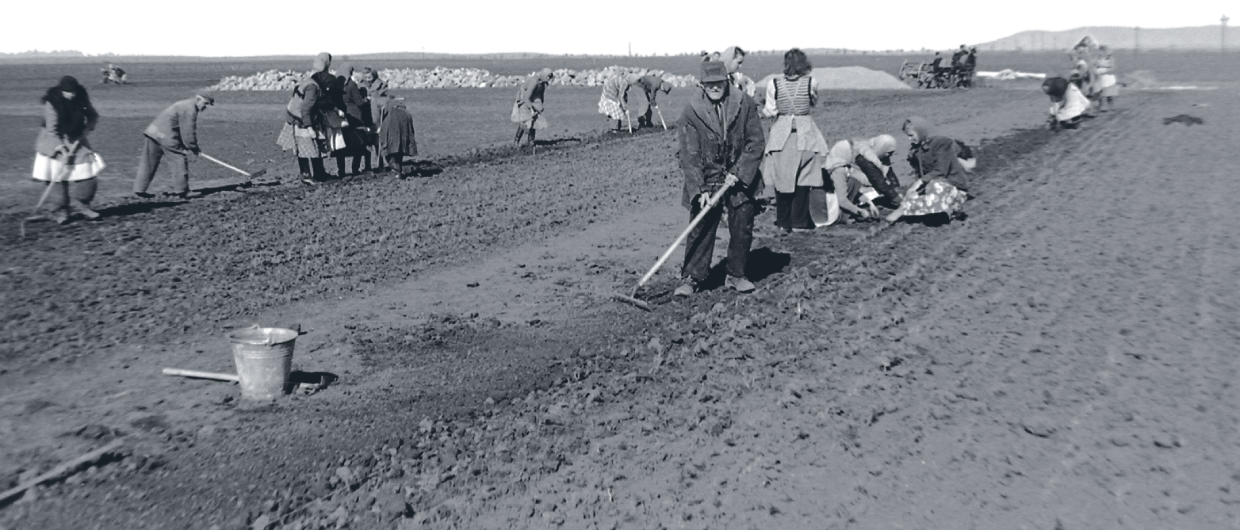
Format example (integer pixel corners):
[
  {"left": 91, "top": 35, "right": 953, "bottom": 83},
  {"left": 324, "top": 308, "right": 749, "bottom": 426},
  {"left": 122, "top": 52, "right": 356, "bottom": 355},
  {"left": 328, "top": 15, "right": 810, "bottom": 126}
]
[
  {"left": 132, "top": 94, "right": 214, "bottom": 199},
  {"left": 1093, "top": 45, "right": 1118, "bottom": 111},
  {"left": 1041, "top": 77, "right": 1089, "bottom": 130},
  {"left": 100, "top": 63, "right": 127, "bottom": 84},
  {"left": 512, "top": 68, "right": 554, "bottom": 149},
  {"left": 376, "top": 96, "right": 419, "bottom": 178},
  {"left": 598, "top": 73, "right": 638, "bottom": 132},
  {"left": 33, "top": 76, "right": 105, "bottom": 224},
  {"left": 675, "top": 61, "right": 765, "bottom": 297},
  {"left": 884, "top": 116, "right": 969, "bottom": 224},
  {"left": 950, "top": 45, "right": 968, "bottom": 68},
  {"left": 760, "top": 48, "right": 830, "bottom": 233},
  {"left": 630, "top": 74, "right": 673, "bottom": 128},
  {"left": 277, "top": 52, "right": 334, "bottom": 182}
]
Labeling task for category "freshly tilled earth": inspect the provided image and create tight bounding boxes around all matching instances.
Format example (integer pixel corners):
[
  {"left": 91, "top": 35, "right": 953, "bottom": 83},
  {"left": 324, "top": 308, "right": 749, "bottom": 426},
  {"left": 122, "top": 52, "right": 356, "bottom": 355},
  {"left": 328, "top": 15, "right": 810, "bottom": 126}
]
[{"left": 3, "top": 88, "right": 1238, "bottom": 530}]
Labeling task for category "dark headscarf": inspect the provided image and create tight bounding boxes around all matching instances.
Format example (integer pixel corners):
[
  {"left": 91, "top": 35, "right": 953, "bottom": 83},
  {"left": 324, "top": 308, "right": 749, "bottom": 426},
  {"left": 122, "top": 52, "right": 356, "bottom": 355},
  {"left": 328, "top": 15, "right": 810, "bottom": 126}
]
[
  {"left": 41, "top": 76, "right": 92, "bottom": 138},
  {"left": 1041, "top": 77, "right": 1068, "bottom": 98}
]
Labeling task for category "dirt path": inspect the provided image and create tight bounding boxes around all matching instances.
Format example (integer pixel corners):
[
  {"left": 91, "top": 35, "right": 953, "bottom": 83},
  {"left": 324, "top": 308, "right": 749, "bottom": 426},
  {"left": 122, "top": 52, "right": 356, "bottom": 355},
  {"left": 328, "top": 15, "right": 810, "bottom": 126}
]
[{"left": 7, "top": 88, "right": 1236, "bottom": 529}]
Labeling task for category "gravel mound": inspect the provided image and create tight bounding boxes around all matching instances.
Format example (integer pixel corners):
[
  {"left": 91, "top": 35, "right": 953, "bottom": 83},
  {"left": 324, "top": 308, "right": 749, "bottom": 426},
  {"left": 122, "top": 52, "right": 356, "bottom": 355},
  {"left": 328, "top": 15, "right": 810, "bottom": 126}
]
[
  {"left": 208, "top": 66, "right": 698, "bottom": 91},
  {"left": 755, "top": 66, "right": 911, "bottom": 93}
]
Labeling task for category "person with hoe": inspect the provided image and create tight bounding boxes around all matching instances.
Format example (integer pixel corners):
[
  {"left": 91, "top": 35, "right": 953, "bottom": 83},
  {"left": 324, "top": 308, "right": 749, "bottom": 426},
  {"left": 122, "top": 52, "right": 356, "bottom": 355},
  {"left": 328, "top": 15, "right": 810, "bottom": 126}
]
[
  {"left": 277, "top": 52, "right": 334, "bottom": 183},
  {"left": 630, "top": 74, "right": 673, "bottom": 129},
  {"left": 674, "top": 60, "right": 765, "bottom": 297},
  {"left": 132, "top": 93, "right": 214, "bottom": 199},
  {"left": 598, "top": 72, "right": 638, "bottom": 132},
  {"left": 32, "top": 76, "right": 106, "bottom": 224},
  {"left": 512, "top": 68, "right": 554, "bottom": 150},
  {"left": 760, "top": 48, "right": 831, "bottom": 233}
]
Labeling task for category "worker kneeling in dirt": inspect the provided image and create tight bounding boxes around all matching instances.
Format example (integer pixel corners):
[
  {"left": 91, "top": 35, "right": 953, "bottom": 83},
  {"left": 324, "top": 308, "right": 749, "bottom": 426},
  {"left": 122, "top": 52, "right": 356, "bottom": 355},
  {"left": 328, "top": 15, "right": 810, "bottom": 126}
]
[
  {"left": 133, "top": 94, "right": 214, "bottom": 199},
  {"left": 675, "top": 61, "right": 765, "bottom": 297},
  {"left": 1041, "top": 77, "right": 1089, "bottom": 130}
]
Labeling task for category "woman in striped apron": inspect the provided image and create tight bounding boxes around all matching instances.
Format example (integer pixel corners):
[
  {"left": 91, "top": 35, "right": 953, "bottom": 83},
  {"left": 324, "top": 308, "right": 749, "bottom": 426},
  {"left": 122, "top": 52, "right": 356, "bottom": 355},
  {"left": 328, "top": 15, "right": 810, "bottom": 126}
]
[{"left": 760, "top": 48, "right": 830, "bottom": 233}]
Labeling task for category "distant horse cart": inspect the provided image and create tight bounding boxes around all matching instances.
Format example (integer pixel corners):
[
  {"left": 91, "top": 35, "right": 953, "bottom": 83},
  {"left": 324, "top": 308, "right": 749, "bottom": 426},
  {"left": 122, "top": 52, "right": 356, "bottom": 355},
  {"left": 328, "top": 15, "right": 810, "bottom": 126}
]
[
  {"left": 899, "top": 60, "right": 973, "bottom": 89},
  {"left": 100, "top": 65, "right": 128, "bottom": 85}
]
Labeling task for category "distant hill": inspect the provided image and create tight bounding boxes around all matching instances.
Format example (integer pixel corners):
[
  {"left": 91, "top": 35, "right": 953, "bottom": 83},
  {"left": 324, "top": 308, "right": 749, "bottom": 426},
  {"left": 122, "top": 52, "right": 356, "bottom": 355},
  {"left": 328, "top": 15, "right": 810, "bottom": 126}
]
[{"left": 978, "top": 25, "right": 1239, "bottom": 51}]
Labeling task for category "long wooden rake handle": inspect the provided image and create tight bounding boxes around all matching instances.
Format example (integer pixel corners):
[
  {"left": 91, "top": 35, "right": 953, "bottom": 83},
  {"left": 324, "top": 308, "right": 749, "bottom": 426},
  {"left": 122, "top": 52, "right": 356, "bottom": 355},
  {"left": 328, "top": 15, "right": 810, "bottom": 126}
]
[
  {"left": 630, "top": 184, "right": 730, "bottom": 297},
  {"left": 199, "top": 153, "right": 255, "bottom": 178}
]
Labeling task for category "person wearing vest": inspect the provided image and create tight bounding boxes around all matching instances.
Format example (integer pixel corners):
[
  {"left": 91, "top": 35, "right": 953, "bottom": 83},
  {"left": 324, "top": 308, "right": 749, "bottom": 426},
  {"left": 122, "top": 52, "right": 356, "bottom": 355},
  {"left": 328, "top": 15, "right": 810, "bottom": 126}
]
[
  {"left": 32, "top": 76, "right": 106, "bottom": 224},
  {"left": 277, "top": 52, "right": 333, "bottom": 182},
  {"left": 511, "top": 68, "right": 553, "bottom": 149},
  {"left": 760, "top": 48, "right": 831, "bottom": 233},
  {"left": 598, "top": 73, "right": 637, "bottom": 132},
  {"left": 630, "top": 74, "right": 672, "bottom": 128},
  {"left": 132, "top": 94, "right": 214, "bottom": 199},
  {"left": 675, "top": 61, "right": 765, "bottom": 297},
  {"left": 884, "top": 116, "right": 969, "bottom": 224}
]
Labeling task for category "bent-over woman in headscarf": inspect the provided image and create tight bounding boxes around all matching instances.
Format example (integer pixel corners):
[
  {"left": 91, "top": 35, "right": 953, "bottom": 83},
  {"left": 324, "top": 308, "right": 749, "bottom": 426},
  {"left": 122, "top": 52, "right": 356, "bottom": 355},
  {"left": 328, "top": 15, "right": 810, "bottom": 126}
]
[
  {"left": 377, "top": 96, "right": 418, "bottom": 178},
  {"left": 821, "top": 134, "right": 904, "bottom": 224},
  {"left": 278, "top": 52, "right": 334, "bottom": 182},
  {"left": 598, "top": 73, "right": 637, "bottom": 132},
  {"left": 512, "top": 68, "right": 553, "bottom": 149},
  {"left": 32, "top": 76, "right": 105, "bottom": 224},
  {"left": 884, "top": 116, "right": 969, "bottom": 224},
  {"left": 1042, "top": 77, "right": 1090, "bottom": 130},
  {"left": 760, "top": 48, "right": 830, "bottom": 232}
]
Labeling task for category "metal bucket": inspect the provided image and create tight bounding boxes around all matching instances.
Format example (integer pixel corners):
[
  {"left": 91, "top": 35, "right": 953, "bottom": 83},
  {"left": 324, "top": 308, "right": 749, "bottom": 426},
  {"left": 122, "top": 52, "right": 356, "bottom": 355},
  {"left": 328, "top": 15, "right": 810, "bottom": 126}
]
[{"left": 228, "top": 327, "right": 298, "bottom": 401}]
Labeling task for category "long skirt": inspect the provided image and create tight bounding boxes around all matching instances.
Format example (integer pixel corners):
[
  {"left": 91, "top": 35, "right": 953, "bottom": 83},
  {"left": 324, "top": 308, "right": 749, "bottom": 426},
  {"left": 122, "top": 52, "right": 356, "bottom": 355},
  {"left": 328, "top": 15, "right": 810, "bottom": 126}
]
[
  {"left": 598, "top": 93, "right": 625, "bottom": 120},
  {"left": 903, "top": 179, "right": 966, "bottom": 217},
  {"left": 32, "top": 152, "right": 106, "bottom": 182},
  {"left": 277, "top": 122, "right": 325, "bottom": 158}
]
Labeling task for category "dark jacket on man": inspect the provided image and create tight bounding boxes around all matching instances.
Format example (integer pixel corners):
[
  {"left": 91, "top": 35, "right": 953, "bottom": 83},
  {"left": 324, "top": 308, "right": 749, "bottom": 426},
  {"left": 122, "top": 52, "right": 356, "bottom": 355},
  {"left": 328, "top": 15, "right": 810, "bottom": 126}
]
[{"left": 678, "top": 88, "right": 765, "bottom": 210}]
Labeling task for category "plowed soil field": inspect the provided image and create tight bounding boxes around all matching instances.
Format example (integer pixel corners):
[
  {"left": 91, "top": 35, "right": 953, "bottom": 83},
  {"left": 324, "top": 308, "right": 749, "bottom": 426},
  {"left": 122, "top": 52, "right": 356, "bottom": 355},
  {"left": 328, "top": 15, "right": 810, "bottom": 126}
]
[{"left": 2, "top": 67, "right": 1238, "bottom": 530}]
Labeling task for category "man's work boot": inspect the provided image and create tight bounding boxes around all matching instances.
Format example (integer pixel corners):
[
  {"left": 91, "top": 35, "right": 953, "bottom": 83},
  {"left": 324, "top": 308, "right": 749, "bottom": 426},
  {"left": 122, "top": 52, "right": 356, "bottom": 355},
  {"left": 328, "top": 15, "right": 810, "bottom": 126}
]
[
  {"left": 725, "top": 276, "right": 755, "bottom": 293},
  {"left": 674, "top": 280, "right": 699, "bottom": 297}
]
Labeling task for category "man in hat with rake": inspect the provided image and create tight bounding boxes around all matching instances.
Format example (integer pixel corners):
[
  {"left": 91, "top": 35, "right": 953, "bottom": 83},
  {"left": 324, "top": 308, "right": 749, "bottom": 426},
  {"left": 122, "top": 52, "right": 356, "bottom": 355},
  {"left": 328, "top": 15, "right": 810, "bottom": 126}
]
[
  {"left": 133, "top": 93, "right": 214, "bottom": 199},
  {"left": 674, "top": 61, "right": 765, "bottom": 297}
]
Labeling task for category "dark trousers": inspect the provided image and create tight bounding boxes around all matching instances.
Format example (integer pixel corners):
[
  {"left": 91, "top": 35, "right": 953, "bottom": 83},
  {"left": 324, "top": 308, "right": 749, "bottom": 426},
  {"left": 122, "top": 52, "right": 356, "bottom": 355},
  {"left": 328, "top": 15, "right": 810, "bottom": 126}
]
[
  {"left": 133, "top": 136, "right": 188, "bottom": 194},
  {"left": 682, "top": 194, "right": 754, "bottom": 282},
  {"left": 775, "top": 186, "right": 813, "bottom": 229}
]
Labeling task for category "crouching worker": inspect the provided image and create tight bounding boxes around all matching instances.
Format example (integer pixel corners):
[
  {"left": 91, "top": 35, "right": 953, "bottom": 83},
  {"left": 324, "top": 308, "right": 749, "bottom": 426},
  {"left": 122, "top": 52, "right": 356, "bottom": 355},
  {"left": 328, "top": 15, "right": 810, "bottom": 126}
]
[
  {"left": 33, "top": 76, "right": 106, "bottom": 224},
  {"left": 675, "top": 61, "right": 765, "bottom": 297},
  {"left": 512, "top": 68, "right": 553, "bottom": 148},
  {"left": 1042, "top": 77, "right": 1090, "bottom": 130},
  {"left": 885, "top": 116, "right": 969, "bottom": 224},
  {"left": 133, "top": 94, "right": 214, "bottom": 199}
]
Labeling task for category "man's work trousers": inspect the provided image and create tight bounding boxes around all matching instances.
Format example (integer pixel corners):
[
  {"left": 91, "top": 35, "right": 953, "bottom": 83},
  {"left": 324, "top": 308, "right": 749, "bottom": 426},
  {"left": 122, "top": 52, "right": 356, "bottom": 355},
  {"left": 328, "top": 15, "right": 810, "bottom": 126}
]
[
  {"left": 682, "top": 192, "right": 755, "bottom": 283},
  {"left": 133, "top": 136, "right": 189, "bottom": 194}
]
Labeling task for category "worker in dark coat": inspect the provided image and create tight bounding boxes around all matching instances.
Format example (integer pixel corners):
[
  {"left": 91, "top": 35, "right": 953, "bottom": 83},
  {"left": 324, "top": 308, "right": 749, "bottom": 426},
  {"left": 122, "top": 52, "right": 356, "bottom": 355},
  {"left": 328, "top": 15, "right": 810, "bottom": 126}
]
[
  {"left": 511, "top": 68, "right": 553, "bottom": 149},
  {"left": 630, "top": 74, "right": 672, "bottom": 128},
  {"left": 377, "top": 96, "right": 418, "bottom": 178},
  {"left": 133, "top": 94, "right": 214, "bottom": 198},
  {"left": 675, "top": 61, "right": 765, "bottom": 297}
]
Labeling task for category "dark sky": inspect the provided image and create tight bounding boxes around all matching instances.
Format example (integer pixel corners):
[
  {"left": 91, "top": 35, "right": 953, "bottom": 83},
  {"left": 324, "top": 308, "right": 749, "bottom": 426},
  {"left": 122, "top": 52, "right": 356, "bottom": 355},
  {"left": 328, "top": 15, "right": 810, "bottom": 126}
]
[{"left": 2, "top": 8, "right": 1230, "bottom": 53}]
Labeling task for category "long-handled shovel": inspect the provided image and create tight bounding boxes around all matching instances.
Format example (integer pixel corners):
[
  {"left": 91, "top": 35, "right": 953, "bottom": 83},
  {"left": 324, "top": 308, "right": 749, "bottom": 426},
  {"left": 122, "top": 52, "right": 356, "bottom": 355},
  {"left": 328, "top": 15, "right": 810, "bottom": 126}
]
[
  {"left": 655, "top": 105, "right": 668, "bottom": 130},
  {"left": 613, "top": 185, "right": 730, "bottom": 311},
  {"left": 199, "top": 153, "right": 265, "bottom": 187}
]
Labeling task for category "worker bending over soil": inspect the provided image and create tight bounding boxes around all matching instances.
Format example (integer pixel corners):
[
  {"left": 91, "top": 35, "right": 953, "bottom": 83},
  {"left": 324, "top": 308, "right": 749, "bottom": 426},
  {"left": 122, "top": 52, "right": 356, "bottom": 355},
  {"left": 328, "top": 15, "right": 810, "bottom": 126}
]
[
  {"left": 630, "top": 74, "right": 672, "bottom": 128},
  {"left": 675, "top": 61, "right": 765, "bottom": 297},
  {"left": 884, "top": 116, "right": 969, "bottom": 224},
  {"left": 1042, "top": 77, "right": 1090, "bottom": 130},
  {"left": 512, "top": 68, "right": 553, "bottom": 149},
  {"left": 598, "top": 73, "right": 638, "bottom": 132},
  {"left": 33, "top": 76, "right": 106, "bottom": 223},
  {"left": 133, "top": 94, "right": 214, "bottom": 199}
]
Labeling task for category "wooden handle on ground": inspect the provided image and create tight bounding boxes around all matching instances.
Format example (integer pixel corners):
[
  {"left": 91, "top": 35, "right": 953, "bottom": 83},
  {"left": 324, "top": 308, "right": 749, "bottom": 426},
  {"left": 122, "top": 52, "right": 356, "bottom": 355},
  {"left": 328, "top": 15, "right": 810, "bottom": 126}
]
[
  {"left": 632, "top": 185, "right": 731, "bottom": 295},
  {"left": 0, "top": 438, "right": 125, "bottom": 502},
  {"left": 162, "top": 368, "right": 239, "bottom": 382}
]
